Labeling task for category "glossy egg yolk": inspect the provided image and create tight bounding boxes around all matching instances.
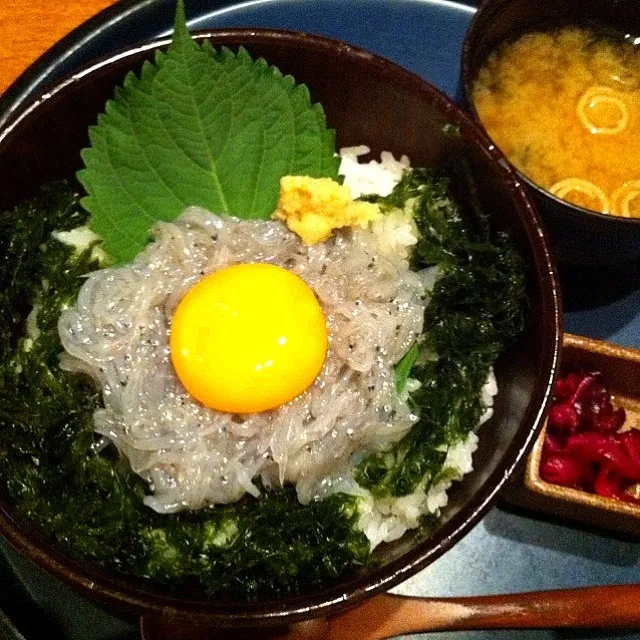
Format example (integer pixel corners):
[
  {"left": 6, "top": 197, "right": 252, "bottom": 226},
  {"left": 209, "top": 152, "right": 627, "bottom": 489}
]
[{"left": 169, "top": 263, "right": 328, "bottom": 414}]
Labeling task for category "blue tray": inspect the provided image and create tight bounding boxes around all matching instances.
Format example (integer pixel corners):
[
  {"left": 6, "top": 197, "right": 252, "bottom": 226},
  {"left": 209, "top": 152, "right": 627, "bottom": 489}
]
[{"left": 1, "top": 1, "right": 640, "bottom": 639}]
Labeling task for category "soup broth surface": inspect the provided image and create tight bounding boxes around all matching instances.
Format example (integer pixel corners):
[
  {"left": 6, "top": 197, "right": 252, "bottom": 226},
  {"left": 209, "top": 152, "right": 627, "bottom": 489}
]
[{"left": 473, "top": 26, "right": 640, "bottom": 217}]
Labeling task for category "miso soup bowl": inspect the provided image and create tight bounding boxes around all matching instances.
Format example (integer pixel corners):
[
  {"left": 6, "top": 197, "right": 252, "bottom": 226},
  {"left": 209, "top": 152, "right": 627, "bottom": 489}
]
[
  {"left": 461, "top": 0, "right": 640, "bottom": 275},
  {"left": 0, "top": 29, "right": 562, "bottom": 633}
]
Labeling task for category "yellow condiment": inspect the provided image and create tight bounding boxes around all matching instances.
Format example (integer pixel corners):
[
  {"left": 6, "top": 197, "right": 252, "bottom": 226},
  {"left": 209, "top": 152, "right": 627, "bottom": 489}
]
[
  {"left": 472, "top": 26, "right": 640, "bottom": 217},
  {"left": 273, "top": 176, "right": 381, "bottom": 244}
]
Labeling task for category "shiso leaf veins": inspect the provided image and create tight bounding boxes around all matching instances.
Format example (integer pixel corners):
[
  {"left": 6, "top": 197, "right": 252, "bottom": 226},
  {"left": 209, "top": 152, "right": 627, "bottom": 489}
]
[{"left": 78, "top": 0, "right": 339, "bottom": 264}]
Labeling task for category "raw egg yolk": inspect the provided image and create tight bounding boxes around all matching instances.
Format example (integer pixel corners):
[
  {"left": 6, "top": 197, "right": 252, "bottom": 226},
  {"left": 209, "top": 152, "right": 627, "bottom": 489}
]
[{"left": 169, "top": 263, "right": 328, "bottom": 414}]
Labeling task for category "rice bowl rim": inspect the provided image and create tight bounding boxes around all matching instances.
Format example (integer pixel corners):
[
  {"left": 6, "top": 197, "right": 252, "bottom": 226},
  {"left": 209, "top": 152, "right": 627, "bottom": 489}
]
[{"left": 0, "top": 28, "right": 562, "bottom": 627}]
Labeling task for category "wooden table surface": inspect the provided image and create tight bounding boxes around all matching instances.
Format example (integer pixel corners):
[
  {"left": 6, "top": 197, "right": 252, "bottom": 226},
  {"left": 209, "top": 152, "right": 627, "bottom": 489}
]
[{"left": 0, "top": 0, "right": 116, "bottom": 96}]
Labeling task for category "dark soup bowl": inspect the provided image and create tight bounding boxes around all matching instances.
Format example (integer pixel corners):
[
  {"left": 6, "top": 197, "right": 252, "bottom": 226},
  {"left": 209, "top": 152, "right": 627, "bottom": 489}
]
[
  {"left": 0, "top": 29, "right": 561, "bottom": 633},
  {"left": 461, "top": 0, "right": 640, "bottom": 306}
]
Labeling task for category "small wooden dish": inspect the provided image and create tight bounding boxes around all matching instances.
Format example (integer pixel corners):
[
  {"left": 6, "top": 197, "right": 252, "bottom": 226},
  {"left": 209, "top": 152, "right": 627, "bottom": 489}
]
[{"left": 504, "top": 333, "right": 640, "bottom": 536}]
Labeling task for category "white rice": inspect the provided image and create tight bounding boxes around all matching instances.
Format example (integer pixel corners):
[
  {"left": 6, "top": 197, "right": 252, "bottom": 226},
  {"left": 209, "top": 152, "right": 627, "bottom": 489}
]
[{"left": 339, "top": 145, "right": 411, "bottom": 198}]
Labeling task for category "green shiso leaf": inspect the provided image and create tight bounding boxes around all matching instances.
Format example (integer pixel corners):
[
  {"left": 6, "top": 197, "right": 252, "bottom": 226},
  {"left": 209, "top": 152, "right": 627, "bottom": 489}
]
[{"left": 78, "top": 0, "right": 338, "bottom": 264}]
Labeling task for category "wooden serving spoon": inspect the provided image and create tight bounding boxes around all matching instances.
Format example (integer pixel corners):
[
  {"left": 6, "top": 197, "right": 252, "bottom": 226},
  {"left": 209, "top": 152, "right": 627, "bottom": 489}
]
[{"left": 140, "top": 584, "right": 640, "bottom": 639}]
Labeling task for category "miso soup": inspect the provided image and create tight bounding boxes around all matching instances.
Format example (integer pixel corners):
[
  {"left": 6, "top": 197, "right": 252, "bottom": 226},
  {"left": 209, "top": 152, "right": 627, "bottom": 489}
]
[{"left": 473, "top": 26, "right": 640, "bottom": 217}]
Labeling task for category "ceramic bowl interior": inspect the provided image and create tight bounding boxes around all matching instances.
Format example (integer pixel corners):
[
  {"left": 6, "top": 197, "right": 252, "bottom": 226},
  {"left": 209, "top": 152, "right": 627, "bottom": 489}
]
[
  {"left": 0, "top": 29, "right": 561, "bottom": 627},
  {"left": 461, "top": 0, "right": 640, "bottom": 271}
]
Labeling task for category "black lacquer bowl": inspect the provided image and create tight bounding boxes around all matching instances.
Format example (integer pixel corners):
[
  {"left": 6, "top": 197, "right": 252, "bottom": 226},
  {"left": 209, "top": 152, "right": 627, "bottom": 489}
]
[{"left": 0, "top": 29, "right": 562, "bottom": 630}]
